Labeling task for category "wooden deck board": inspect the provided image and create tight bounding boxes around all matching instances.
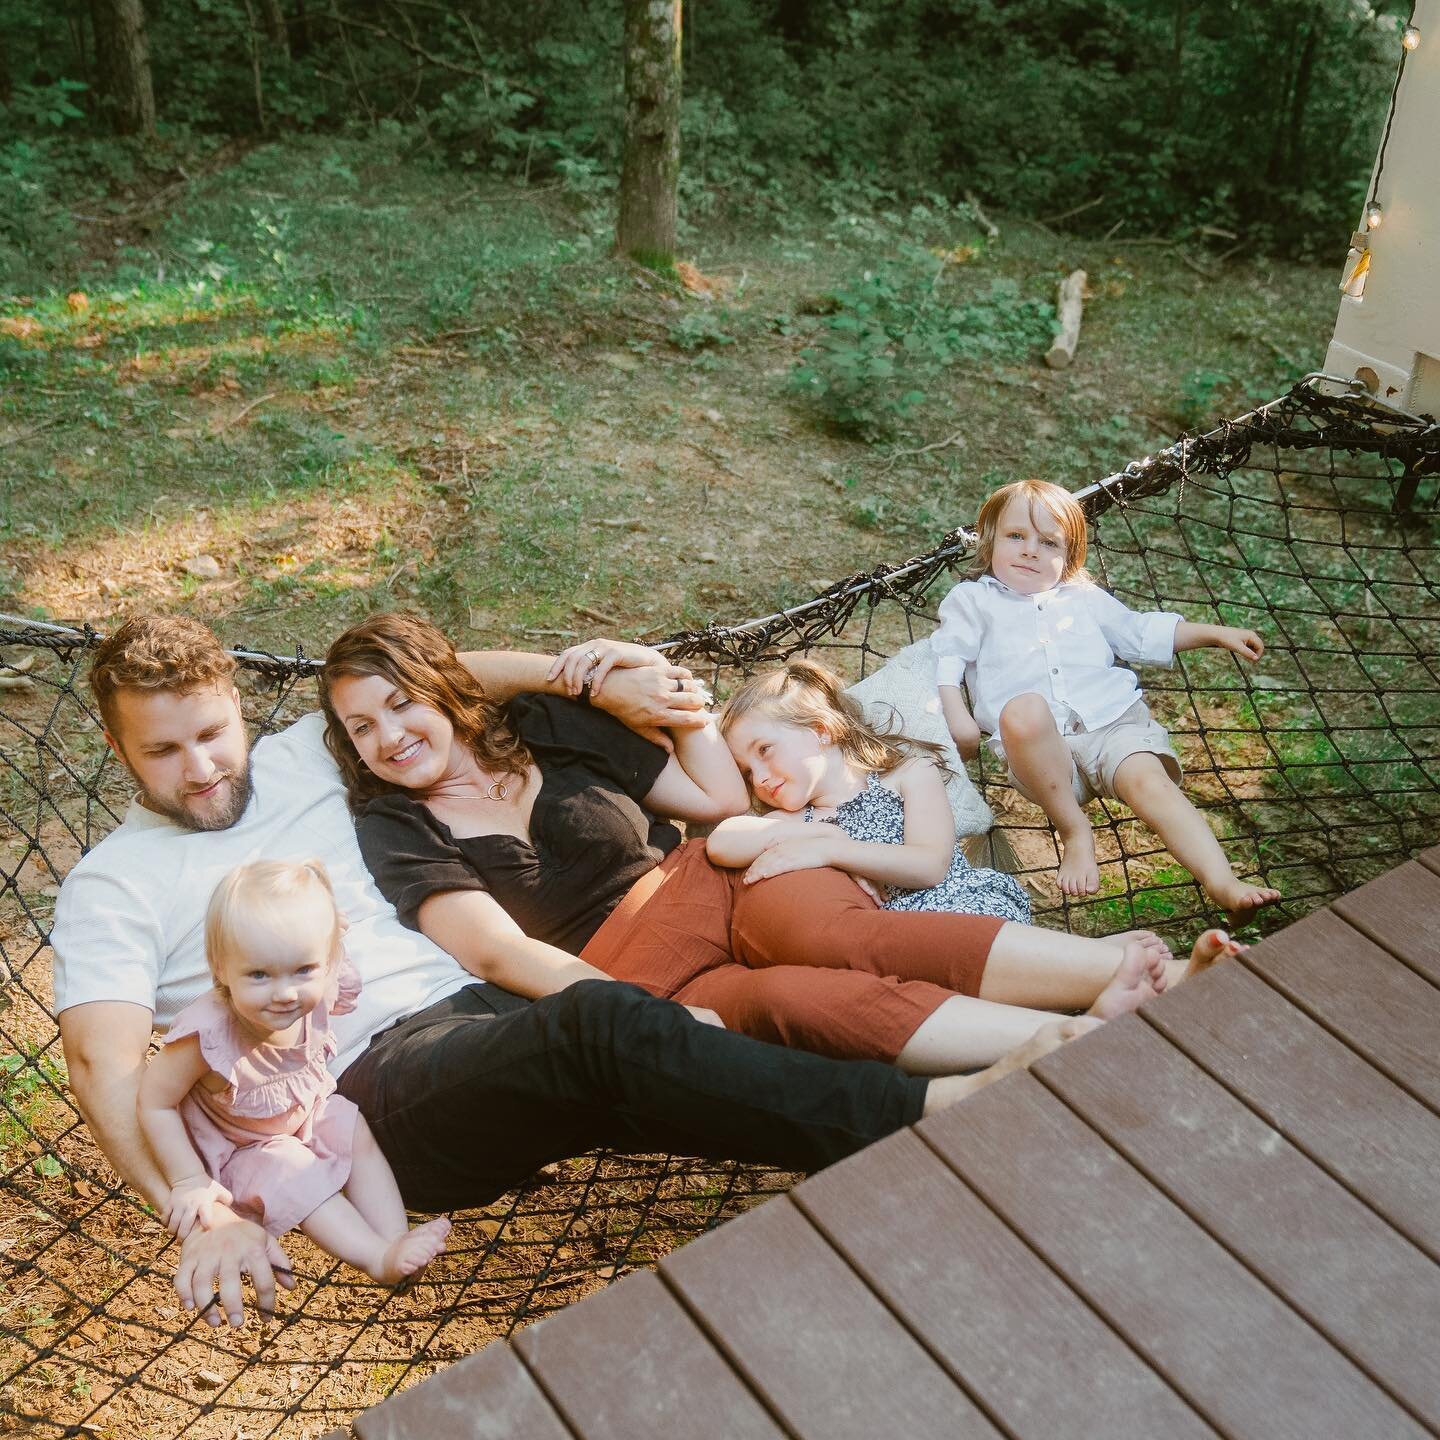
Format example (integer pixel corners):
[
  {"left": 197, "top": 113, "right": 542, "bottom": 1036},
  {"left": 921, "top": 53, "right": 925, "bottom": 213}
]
[
  {"left": 1241, "top": 907, "right": 1440, "bottom": 1111},
  {"left": 1142, "top": 960, "right": 1440, "bottom": 1257},
  {"left": 1332, "top": 860, "right": 1440, "bottom": 987},
  {"left": 351, "top": 854, "right": 1440, "bottom": 1439},
  {"left": 512, "top": 1269, "right": 785, "bottom": 1440},
  {"left": 918, "top": 1069, "right": 1427, "bottom": 1440},
  {"left": 661, "top": 1194, "right": 1003, "bottom": 1440},
  {"left": 793, "top": 1126, "right": 1216, "bottom": 1440},
  {"left": 1036, "top": 1011, "right": 1440, "bottom": 1430},
  {"left": 352, "top": 1341, "right": 571, "bottom": 1440}
]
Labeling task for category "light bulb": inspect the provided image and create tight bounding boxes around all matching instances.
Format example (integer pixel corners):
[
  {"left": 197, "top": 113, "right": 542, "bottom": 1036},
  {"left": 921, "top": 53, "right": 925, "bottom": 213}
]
[
  {"left": 1402, "top": 23, "right": 1421, "bottom": 49},
  {"left": 1365, "top": 200, "right": 1384, "bottom": 230}
]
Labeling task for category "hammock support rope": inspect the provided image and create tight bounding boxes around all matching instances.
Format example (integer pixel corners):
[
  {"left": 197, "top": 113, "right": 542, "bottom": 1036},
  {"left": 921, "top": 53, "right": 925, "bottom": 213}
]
[{"left": 1, "top": 378, "right": 1437, "bottom": 1438}]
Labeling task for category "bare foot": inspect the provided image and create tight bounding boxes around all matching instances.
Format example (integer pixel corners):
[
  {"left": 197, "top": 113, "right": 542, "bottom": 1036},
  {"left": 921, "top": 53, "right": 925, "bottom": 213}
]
[
  {"left": 375, "top": 1218, "right": 451, "bottom": 1284},
  {"left": 1180, "top": 927, "right": 1246, "bottom": 984},
  {"left": 1206, "top": 876, "right": 1281, "bottom": 927},
  {"left": 1088, "top": 941, "right": 1166, "bottom": 1020},
  {"left": 921, "top": 1017, "right": 1101, "bottom": 1116},
  {"left": 1108, "top": 928, "right": 1174, "bottom": 965},
  {"left": 1056, "top": 826, "right": 1100, "bottom": 897}
]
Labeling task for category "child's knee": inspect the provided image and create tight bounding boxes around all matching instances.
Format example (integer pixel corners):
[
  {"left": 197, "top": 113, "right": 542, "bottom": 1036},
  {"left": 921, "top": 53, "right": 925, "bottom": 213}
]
[
  {"left": 999, "top": 692, "right": 1055, "bottom": 744},
  {"left": 1112, "top": 750, "right": 1177, "bottom": 802}
]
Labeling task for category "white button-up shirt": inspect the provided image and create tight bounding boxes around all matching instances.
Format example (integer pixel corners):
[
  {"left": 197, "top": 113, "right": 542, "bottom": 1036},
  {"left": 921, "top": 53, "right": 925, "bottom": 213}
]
[{"left": 932, "top": 574, "right": 1181, "bottom": 738}]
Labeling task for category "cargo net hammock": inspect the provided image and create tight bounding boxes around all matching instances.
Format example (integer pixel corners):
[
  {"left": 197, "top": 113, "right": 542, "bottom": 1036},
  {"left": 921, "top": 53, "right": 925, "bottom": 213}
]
[{"left": 1, "top": 379, "right": 1438, "bottom": 1438}]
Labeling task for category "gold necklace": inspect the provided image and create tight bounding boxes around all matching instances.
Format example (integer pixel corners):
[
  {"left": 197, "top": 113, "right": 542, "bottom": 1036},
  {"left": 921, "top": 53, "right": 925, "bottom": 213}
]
[{"left": 483, "top": 779, "right": 509, "bottom": 801}]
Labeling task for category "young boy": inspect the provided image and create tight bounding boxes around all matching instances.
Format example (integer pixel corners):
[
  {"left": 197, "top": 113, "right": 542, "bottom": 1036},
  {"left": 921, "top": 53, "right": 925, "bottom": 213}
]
[{"left": 935, "top": 479, "right": 1280, "bottom": 918}]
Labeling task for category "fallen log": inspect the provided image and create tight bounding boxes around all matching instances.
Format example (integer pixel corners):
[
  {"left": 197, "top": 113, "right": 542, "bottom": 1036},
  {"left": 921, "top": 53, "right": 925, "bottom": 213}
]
[{"left": 1045, "top": 268, "right": 1087, "bottom": 369}]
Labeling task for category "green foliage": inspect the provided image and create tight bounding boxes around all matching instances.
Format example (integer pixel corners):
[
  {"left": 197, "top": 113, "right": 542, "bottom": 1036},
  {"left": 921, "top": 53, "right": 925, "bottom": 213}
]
[
  {"left": 667, "top": 309, "right": 735, "bottom": 352},
  {"left": 1177, "top": 367, "right": 1234, "bottom": 431},
  {"left": 0, "top": 1049, "right": 68, "bottom": 1180},
  {"left": 791, "top": 251, "right": 1054, "bottom": 437},
  {"left": 0, "top": 0, "right": 1412, "bottom": 262}
]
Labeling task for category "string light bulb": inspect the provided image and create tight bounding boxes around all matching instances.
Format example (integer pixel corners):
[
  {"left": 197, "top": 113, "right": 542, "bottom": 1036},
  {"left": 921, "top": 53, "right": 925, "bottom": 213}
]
[
  {"left": 1402, "top": 23, "right": 1421, "bottom": 50},
  {"left": 1365, "top": 200, "right": 1384, "bottom": 230}
]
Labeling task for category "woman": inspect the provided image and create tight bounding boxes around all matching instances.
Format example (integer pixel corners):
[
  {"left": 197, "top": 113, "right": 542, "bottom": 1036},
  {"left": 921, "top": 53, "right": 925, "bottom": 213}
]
[{"left": 319, "top": 613, "right": 1227, "bottom": 1074}]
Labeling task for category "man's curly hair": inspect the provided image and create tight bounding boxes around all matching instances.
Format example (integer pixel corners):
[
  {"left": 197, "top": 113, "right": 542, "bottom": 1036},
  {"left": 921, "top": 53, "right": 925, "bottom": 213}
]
[{"left": 90, "top": 614, "right": 237, "bottom": 735}]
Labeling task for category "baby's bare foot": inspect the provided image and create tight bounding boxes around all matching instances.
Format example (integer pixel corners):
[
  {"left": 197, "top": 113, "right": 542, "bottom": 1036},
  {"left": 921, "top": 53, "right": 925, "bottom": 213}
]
[
  {"left": 1181, "top": 927, "right": 1246, "bottom": 983},
  {"left": 1056, "top": 828, "right": 1100, "bottom": 897},
  {"left": 376, "top": 1218, "right": 451, "bottom": 1284},
  {"left": 1089, "top": 941, "right": 1166, "bottom": 1020}
]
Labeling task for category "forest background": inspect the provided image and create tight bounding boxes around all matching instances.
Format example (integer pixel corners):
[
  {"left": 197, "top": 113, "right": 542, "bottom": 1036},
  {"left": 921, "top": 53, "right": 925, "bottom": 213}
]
[{"left": 0, "top": 0, "right": 1415, "bottom": 654}]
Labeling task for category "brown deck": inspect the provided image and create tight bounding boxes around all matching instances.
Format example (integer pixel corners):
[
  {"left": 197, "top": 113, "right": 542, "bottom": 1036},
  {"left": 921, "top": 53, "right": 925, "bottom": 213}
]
[{"left": 335, "top": 848, "right": 1440, "bottom": 1440}]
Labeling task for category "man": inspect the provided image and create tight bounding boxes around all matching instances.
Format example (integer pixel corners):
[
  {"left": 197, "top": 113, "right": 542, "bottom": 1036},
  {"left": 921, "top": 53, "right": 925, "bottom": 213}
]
[{"left": 53, "top": 614, "right": 1079, "bottom": 1329}]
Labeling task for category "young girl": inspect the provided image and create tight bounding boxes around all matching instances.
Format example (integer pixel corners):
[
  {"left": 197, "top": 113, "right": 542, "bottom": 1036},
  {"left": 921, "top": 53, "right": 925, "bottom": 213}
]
[
  {"left": 137, "top": 859, "right": 451, "bottom": 1285},
  {"left": 710, "top": 659, "right": 1033, "bottom": 926},
  {"left": 934, "top": 478, "right": 1281, "bottom": 916}
]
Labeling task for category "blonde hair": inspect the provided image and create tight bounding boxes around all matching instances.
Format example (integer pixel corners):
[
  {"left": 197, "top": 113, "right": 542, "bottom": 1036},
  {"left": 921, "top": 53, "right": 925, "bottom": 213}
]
[
  {"left": 719, "top": 658, "right": 951, "bottom": 784},
  {"left": 204, "top": 859, "right": 342, "bottom": 995},
  {"left": 971, "top": 479, "right": 1090, "bottom": 583}
]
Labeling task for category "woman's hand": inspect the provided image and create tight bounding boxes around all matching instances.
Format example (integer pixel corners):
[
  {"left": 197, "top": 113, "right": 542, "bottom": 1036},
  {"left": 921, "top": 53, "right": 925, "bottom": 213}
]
[
  {"left": 164, "top": 1175, "right": 234, "bottom": 1239},
  {"left": 549, "top": 638, "right": 671, "bottom": 697},
  {"left": 743, "top": 831, "right": 845, "bottom": 884}
]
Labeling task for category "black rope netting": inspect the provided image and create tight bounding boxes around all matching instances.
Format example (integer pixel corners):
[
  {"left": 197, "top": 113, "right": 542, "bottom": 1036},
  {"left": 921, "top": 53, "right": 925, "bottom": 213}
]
[{"left": 1, "top": 379, "right": 1437, "bottom": 1437}]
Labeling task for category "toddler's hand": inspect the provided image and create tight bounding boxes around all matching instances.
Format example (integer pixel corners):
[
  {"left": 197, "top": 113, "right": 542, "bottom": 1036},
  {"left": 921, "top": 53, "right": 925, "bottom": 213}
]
[
  {"left": 743, "top": 833, "right": 841, "bottom": 884},
  {"left": 1214, "top": 626, "right": 1265, "bottom": 662},
  {"left": 165, "top": 1176, "right": 233, "bottom": 1239}
]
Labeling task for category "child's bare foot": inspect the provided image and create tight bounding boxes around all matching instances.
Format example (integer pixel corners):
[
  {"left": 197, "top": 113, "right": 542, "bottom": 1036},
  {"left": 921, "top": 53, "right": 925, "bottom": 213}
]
[
  {"left": 1180, "top": 927, "right": 1246, "bottom": 984},
  {"left": 1088, "top": 941, "right": 1166, "bottom": 1020},
  {"left": 1108, "top": 928, "right": 1174, "bottom": 965},
  {"left": 922, "top": 1017, "right": 1101, "bottom": 1115},
  {"left": 1206, "top": 876, "right": 1281, "bottom": 926},
  {"left": 1056, "top": 827, "right": 1100, "bottom": 897},
  {"left": 374, "top": 1218, "right": 451, "bottom": 1284}
]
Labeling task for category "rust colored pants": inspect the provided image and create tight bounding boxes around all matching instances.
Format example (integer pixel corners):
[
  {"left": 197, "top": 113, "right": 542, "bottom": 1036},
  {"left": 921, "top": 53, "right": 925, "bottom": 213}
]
[{"left": 579, "top": 840, "right": 1005, "bottom": 1063}]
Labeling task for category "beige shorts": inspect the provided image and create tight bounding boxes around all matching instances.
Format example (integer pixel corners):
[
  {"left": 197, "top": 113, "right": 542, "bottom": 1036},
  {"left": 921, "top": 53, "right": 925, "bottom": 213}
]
[{"left": 997, "top": 699, "right": 1181, "bottom": 806}]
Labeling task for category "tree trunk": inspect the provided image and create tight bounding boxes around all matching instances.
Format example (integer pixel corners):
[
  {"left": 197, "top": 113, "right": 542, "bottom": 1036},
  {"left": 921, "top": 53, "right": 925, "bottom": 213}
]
[
  {"left": 257, "top": 0, "right": 291, "bottom": 59},
  {"left": 89, "top": 0, "right": 156, "bottom": 136},
  {"left": 616, "top": 0, "right": 683, "bottom": 266}
]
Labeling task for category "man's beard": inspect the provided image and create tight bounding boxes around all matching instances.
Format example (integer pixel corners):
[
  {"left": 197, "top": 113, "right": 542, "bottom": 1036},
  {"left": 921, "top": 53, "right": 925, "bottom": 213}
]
[{"left": 141, "top": 761, "right": 254, "bottom": 832}]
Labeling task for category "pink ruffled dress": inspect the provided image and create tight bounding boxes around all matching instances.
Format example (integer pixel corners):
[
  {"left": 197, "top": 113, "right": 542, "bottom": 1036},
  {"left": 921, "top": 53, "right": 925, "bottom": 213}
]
[{"left": 165, "top": 958, "right": 363, "bottom": 1237}]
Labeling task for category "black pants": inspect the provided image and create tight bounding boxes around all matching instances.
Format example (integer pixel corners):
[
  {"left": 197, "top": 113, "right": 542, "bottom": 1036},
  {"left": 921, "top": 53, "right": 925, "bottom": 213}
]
[{"left": 336, "top": 979, "right": 929, "bottom": 1211}]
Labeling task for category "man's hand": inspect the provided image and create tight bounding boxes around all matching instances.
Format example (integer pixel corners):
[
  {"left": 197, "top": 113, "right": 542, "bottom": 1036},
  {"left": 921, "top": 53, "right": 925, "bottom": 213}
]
[
  {"left": 1210, "top": 625, "right": 1265, "bottom": 662},
  {"left": 164, "top": 1175, "right": 234, "bottom": 1240},
  {"left": 744, "top": 832, "right": 845, "bottom": 885},
  {"left": 173, "top": 1211, "right": 295, "bottom": 1329}
]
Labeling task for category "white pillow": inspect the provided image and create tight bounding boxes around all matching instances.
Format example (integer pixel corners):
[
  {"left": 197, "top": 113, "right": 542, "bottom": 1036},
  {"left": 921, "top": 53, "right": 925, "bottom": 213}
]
[{"left": 846, "top": 638, "right": 994, "bottom": 838}]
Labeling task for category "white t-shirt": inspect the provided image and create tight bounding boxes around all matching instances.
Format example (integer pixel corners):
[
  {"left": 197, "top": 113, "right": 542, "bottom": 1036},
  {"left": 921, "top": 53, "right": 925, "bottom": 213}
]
[
  {"left": 51, "top": 713, "right": 474, "bottom": 1075},
  {"left": 932, "top": 574, "right": 1181, "bottom": 738}
]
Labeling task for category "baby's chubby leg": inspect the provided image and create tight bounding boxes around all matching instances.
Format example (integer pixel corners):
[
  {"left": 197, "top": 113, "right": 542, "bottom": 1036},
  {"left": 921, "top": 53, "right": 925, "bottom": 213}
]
[
  {"left": 999, "top": 694, "right": 1098, "bottom": 897},
  {"left": 1111, "top": 753, "right": 1280, "bottom": 922},
  {"left": 302, "top": 1118, "right": 450, "bottom": 1284}
]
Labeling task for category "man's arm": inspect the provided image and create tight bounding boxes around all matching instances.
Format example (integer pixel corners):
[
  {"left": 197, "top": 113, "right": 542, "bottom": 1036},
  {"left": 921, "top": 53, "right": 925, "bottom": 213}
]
[
  {"left": 457, "top": 645, "right": 708, "bottom": 734},
  {"left": 59, "top": 1000, "right": 173, "bottom": 1210}
]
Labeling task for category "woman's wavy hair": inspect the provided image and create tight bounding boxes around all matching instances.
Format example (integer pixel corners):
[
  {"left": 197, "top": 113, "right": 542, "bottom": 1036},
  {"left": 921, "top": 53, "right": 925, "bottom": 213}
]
[
  {"left": 969, "top": 478, "right": 1090, "bottom": 583},
  {"left": 319, "top": 611, "right": 530, "bottom": 811},
  {"left": 718, "top": 658, "right": 952, "bottom": 790}
]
